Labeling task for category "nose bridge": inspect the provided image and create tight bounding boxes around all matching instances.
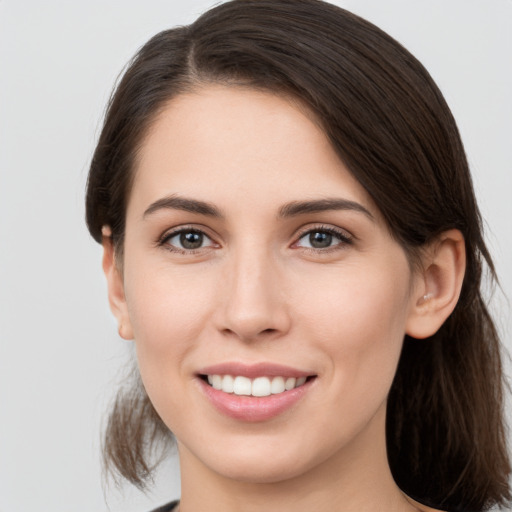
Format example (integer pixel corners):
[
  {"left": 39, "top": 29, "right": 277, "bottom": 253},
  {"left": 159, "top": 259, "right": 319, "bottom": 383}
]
[{"left": 220, "top": 240, "right": 289, "bottom": 341}]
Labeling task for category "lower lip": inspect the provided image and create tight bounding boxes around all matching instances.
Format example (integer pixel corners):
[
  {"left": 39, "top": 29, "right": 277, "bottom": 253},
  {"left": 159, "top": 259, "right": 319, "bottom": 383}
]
[{"left": 198, "top": 378, "right": 315, "bottom": 422}]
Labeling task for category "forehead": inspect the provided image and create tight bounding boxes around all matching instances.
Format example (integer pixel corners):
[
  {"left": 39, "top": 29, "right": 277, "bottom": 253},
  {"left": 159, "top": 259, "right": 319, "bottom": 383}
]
[{"left": 129, "top": 85, "right": 376, "bottom": 217}]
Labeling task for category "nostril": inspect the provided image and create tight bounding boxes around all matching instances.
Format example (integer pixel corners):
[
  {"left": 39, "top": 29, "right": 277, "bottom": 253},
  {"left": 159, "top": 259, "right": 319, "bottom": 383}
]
[{"left": 221, "top": 327, "right": 278, "bottom": 339}]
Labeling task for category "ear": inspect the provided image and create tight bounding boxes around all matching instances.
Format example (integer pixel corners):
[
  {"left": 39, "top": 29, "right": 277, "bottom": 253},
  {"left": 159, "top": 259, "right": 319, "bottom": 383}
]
[
  {"left": 406, "top": 229, "right": 466, "bottom": 339},
  {"left": 101, "top": 226, "right": 134, "bottom": 340}
]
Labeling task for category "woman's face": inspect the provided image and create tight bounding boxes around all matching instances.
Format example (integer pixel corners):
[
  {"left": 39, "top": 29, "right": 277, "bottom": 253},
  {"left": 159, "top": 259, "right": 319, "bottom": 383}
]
[{"left": 113, "top": 86, "right": 423, "bottom": 483}]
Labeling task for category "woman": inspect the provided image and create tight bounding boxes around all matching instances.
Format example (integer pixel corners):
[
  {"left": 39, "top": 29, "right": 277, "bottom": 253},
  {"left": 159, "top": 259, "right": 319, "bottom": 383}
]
[{"left": 85, "top": 1, "right": 511, "bottom": 511}]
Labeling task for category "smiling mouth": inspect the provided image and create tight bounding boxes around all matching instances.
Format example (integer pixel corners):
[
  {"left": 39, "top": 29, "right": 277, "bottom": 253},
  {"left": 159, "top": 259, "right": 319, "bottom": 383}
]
[{"left": 200, "top": 374, "right": 315, "bottom": 397}]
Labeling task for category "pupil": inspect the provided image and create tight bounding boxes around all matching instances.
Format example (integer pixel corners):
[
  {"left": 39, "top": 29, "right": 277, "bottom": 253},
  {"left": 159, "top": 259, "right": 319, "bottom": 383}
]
[
  {"left": 180, "top": 231, "right": 203, "bottom": 249},
  {"left": 310, "top": 231, "right": 332, "bottom": 248}
]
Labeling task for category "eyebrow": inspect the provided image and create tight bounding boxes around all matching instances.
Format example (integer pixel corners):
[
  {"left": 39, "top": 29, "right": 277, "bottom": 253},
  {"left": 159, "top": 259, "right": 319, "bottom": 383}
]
[
  {"left": 143, "top": 195, "right": 223, "bottom": 219},
  {"left": 278, "top": 198, "right": 374, "bottom": 220},
  {"left": 142, "top": 195, "right": 373, "bottom": 221}
]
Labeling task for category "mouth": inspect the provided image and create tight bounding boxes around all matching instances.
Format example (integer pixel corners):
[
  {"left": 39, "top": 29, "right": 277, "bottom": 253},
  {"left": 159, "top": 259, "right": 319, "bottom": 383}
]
[
  {"left": 199, "top": 374, "right": 314, "bottom": 397},
  {"left": 196, "top": 363, "right": 317, "bottom": 422}
]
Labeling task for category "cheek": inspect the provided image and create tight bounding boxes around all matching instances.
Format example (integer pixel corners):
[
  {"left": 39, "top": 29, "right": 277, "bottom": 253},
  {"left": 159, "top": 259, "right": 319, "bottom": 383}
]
[
  {"left": 295, "top": 261, "right": 411, "bottom": 384},
  {"left": 123, "top": 260, "right": 217, "bottom": 379}
]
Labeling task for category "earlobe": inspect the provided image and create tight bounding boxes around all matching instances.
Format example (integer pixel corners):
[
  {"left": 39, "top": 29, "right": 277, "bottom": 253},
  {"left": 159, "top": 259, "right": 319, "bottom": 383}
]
[
  {"left": 406, "top": 229, "right": 466, "bottom": 339},
  {"left": 101, "top": 226, "right": 134, "bottom": 340}
]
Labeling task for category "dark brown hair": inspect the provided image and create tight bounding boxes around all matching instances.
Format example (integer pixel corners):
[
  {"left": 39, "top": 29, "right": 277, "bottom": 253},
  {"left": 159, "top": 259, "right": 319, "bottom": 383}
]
[{"left": 86, "top": 1, "right": 511, "bottom": 510}]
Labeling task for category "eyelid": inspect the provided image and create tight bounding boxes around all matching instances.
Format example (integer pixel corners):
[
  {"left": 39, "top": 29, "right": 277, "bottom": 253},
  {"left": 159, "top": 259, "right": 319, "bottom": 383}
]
[
  {"left": 156, "top": 223, "right": 353, "bottom": 254},
  {"left": 158, "top": 224, "right": 219, "bottom": 252},
  {"left": 292, "top": 224, "right": 354, "bottom": 250}
]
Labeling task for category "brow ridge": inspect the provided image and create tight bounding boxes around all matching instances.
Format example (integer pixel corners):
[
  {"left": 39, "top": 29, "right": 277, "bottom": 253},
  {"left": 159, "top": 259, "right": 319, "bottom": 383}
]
[
  {"left": 143, "top": 195, "right": 372, "bottom": 221},
  {"left": 278, "top": 198, "right": 373, "bottom": 219},
  {"left": 143, "top": 195, "right": 223, "bottom": 219}
]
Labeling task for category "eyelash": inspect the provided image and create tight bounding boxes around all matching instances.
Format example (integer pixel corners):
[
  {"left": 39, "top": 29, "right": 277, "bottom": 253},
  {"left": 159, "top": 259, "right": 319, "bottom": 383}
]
[
  {"left": 294, "top": 225, "right": 353, "bottom": 253},
  {"left": 158, "top": 225, "right": 217, "bottom": 254},
  {"left": 158, "top": 224, "right": 353, "bottom": 255}
]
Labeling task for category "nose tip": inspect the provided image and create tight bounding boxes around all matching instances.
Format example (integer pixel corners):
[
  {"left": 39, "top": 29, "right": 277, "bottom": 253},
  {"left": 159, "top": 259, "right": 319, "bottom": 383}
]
[
  {"left": 221, "top": 318, "right": 282, "bottom": 343},
  {"left": 221, "top": 289, "right": 290, "bottom": 342}
]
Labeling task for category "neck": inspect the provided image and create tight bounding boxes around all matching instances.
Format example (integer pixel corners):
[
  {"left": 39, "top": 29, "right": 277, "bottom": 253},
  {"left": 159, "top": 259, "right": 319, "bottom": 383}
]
[{"left": 177, "top": 404, "right": 420, "bottom": 512}]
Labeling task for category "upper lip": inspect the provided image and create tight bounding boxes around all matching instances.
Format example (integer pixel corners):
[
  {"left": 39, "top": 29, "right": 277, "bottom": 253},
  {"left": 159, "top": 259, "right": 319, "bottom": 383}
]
[{"left": 197, "top": 362, "right": 314, "bottom": 379}]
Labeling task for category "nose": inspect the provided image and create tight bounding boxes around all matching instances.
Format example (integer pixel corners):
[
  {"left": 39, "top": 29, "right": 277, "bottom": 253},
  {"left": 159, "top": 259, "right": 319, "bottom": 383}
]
[{"left": 216, "top": 247, "right": 291, "bottom": 342}]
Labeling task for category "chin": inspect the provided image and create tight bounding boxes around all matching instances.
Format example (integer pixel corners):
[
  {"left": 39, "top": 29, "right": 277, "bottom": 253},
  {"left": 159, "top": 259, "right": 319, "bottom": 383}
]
[
  {"left": 189, "top": 431, "right": 338, "bottom": 485},
  {"left": 209, "top": 456, "right": 312, "bottom": 485}
]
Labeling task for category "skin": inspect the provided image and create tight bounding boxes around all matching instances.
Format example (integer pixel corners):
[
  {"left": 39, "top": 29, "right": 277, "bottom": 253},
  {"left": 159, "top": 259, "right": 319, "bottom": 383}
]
[{"left": 103, "top": 86, "right": 465, "bottom": 512}]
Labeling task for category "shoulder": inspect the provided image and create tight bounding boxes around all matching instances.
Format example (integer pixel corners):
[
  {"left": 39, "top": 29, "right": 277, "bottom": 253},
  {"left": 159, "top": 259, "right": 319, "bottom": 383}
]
[
  {"left": 406, "top": 495, "right": 449, "bottom": 512},
  {"left": 150, "top": 500, "right": 179, "bottom": 512}
]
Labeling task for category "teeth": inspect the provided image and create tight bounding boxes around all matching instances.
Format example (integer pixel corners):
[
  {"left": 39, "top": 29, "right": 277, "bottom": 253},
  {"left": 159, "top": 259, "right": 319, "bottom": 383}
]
[
  {"left": 285, "top": 377, "right": 296, "bottom": 390},
  {"left": 212, "top": 375, "right": 222, "bottom": 390},
  {"left": 252, "top": 377, "right": 271, "bottom": 397},
  {"left": 206, "top": 374, "right": 309, "bottom": 396},
  {"left": 233, "top": 376, "right": 252, "bottom": 396},
  {"left": 296, "top": 376, "right": 307, "bottom": 387},
  {"left": 222, "top": 374, "right": 234, "bottom": 393},
  {"left": 270, "top": 376, "right": 285, "bottom": 394}
]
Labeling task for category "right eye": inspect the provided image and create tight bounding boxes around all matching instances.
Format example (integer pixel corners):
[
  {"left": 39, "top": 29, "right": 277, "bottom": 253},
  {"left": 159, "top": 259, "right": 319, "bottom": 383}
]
[{"left": 161, "top": 229, "right": 215, "bottom": 252}]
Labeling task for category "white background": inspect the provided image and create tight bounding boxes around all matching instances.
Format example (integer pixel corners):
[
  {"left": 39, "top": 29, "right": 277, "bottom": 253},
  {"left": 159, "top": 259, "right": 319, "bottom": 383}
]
[{"left": 0, "top": 1, "right": 511, "bottom": 511}]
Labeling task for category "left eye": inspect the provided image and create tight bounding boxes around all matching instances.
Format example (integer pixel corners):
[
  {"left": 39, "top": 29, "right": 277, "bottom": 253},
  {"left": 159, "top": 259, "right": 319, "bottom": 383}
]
[
  {"left": 164, "top": 229, "right": 214, "bottom": 251},
  {"left": 296, "top": 229, "right": 350, "bottom": 249}
]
